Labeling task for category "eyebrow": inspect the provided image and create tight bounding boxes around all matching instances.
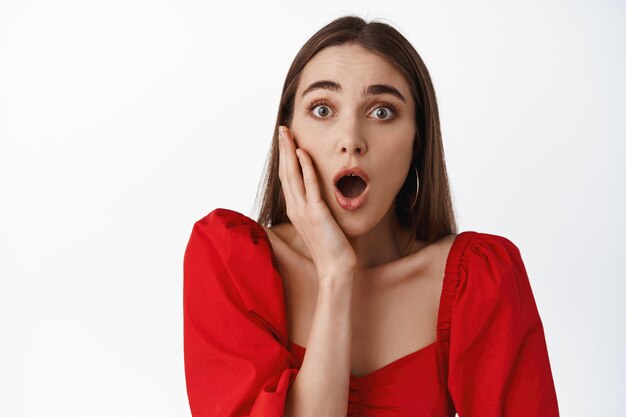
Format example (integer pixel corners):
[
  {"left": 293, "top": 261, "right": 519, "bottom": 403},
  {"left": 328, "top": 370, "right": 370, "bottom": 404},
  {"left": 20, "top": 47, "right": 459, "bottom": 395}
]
[{"left": 300, "top": 80, "right": 407, "bottom": 103}]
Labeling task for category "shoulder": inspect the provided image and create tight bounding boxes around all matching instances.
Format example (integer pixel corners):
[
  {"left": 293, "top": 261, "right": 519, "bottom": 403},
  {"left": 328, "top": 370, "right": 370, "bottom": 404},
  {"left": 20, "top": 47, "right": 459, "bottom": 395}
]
[
  {"left": 184, "top": 209, "right": 289, "bottom": 342},
  {"left": 452, "top": 231, "right": 522, "bottom": 266},
  {"left": 186, "top": 206, "right": 279, "bottom": 288},
  {"left": 463, "top": 232, "right": 525, "bottom": 269},
  {"left": 450, "top": 232, "right": 545, "bottom": 339},
  {"left": 471, "top": 231, "right": 521, "bottom": 252},
  {"left": 192, "top": 207, "right": 268, "bottom": 246},
  {"left": 262, "top": 221, "right": 315, "bottom": 263},
  {"left": 457, "top": 231, "right": 531, "bottom": 299},
  {"left": 260, "top": 222, "right": 288, "bottom": 247}
]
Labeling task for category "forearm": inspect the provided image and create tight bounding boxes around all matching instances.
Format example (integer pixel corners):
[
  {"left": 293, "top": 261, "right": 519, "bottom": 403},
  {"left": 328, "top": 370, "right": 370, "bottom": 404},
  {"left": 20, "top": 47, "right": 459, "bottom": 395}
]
[{"left": 285, "top": 274, "right": 354, "bottom": 417}]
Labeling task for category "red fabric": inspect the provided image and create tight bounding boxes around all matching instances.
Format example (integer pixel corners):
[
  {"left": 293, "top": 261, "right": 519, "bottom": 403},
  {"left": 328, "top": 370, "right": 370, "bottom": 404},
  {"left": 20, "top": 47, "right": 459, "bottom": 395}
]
[{"left": 183, "top": 208, "right": 560, "bottom": 416}]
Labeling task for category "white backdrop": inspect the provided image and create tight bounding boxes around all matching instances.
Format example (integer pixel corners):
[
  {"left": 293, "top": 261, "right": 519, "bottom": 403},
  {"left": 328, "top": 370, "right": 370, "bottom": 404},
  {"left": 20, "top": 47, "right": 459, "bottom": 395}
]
[{"left": 1, "top": 0, "right": 624, "bottom": 416}]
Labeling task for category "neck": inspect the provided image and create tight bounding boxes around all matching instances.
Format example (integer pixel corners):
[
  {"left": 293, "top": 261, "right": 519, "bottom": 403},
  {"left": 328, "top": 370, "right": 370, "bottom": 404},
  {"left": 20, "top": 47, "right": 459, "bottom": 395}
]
[{"left": 347, "top": 206, "right": 417, "bottom": 269}]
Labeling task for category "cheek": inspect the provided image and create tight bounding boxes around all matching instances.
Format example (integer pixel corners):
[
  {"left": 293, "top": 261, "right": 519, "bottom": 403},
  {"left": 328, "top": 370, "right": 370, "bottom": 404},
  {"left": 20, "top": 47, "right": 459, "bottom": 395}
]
[
  {"left": 374, "top": 144, "right": 414, "bottom": 191},
  {"left": 293, "top": 111, "right": 334, "bottom": 139},
  {"left": 289, "top": 124, "right": 328, "bottom": 172},
  {"left": 289, "top": 113, "right": 321, "bottom": 149},
  {"left": 309, "top": 153, "right": 331, "bottom": 184},
  {"left": 381, "top": 156, "right": 411, "bottom": 187},
  {"left": 295, "top": 145, "right": 328, "bottom": 183}
]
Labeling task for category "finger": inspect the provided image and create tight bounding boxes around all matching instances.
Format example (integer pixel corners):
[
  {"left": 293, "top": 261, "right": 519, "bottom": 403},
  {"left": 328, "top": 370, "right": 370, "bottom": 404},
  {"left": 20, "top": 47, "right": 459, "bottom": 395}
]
[
  {"left": 278, "top": 128, "right": 285, "bottom": 184},
  {"left": 295, "top": 148, "right": 322, "bottom": 204},
  {"left": 278, "top": 126, "right": 299, "bottom": 219},
  {"left": 277, "top": 127, "right": 294, "bottom": 210},
  {"left": 280, "top": 126, "right": 306, "bottom": 208}
]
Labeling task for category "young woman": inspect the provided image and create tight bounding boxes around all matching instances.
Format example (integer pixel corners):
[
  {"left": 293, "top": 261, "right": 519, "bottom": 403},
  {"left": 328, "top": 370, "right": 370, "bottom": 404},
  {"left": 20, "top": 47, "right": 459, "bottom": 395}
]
[{"left": 183, "top": 15, "right": 560, "bottom": 417}]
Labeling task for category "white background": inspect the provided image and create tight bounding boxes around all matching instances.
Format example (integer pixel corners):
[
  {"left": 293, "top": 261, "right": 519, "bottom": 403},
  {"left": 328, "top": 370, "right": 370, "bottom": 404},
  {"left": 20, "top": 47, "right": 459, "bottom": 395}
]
[{"left": 1, "top": 0, "right": 624, "bottom": 416}]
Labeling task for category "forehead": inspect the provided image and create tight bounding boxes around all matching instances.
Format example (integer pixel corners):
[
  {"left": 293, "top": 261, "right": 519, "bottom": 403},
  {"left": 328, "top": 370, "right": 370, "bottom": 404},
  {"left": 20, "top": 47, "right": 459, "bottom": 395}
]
[{"left": 297, "top": 44, "right": 411, "bottom": 96}]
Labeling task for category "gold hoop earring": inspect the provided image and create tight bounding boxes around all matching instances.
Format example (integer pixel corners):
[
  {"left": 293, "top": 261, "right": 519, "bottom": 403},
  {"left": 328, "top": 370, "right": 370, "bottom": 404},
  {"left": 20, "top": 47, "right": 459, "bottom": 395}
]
[{"left": 401, "top": 162, "right": 419, "bottom": 211}]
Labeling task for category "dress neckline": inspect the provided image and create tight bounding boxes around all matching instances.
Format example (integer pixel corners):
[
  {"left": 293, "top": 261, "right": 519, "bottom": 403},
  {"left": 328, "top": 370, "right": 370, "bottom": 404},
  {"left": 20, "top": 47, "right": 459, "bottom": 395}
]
[
  {"left": 217, "top": 208, "right": 474, "bottom": 381},
  {"left": 284, "top": 231, "right": 470, "bottom": 380},
  {"left": 287, "top": 338, "right": 438, "bottom": 380}
]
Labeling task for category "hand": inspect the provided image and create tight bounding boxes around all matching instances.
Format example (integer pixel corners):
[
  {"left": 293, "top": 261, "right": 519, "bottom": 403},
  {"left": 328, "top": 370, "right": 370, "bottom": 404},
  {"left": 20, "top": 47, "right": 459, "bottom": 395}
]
[{"left": 277, "top": 125, "right": 357, "bottom": 280}]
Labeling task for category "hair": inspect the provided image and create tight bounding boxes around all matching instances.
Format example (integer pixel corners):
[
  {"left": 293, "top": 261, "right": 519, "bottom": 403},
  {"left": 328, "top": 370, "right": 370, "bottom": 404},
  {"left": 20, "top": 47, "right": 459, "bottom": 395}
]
[{"left": 254, "top": 15, "right": 457, "bottom": 244}]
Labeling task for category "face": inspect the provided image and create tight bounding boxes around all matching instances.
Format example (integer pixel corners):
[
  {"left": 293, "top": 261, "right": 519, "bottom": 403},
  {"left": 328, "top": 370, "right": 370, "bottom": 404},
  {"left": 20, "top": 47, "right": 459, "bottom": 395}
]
[{"left": 290, "top": 43, "right": 417, "bottom": 236}]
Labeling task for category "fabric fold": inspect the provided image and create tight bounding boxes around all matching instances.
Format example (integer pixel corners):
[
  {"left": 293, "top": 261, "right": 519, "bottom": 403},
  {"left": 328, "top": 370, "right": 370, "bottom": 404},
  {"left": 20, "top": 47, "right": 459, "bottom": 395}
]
[
  {"left": 183, "top": 208, "right": 298, "bottom": 416},
  {"left": 447, "top": 233, "right": 560, "bottom": 416}
]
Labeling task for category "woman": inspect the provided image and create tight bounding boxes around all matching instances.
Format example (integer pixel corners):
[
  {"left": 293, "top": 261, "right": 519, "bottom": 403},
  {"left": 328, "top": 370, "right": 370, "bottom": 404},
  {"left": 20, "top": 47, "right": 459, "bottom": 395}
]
[{"left": 183, "top": 15, "right": 560, "bottom": 417}]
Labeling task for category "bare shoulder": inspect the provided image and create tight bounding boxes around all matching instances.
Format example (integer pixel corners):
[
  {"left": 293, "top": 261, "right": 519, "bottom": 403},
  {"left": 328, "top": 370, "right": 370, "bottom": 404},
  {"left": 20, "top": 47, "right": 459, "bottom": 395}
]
[
  {"left": 410, "top": 232, "right": 458, "bottom": 268},
  {"left": 406, "top": 232, "right": 458, "bottom": 259},
  {"left": 435, "top": 233, "right": 459, "bottom": 258},
  {"left": 264, "top": 222, "right": 314, "bottom": 262},
  {"left": 262, "top": 223, "right": 290, "bottom": 244},
  {"left": 440, "top": 232, "right": 459, "bottom": 248},
  {"left": 261, "top": 222, "right": 298, "bottom": 258}
]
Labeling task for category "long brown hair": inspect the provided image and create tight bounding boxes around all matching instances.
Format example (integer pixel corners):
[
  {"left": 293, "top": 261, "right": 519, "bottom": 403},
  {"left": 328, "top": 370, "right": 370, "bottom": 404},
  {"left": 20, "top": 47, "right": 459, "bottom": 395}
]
[{"left": 254, "top": 15, "right": 457, "bottom": 244}]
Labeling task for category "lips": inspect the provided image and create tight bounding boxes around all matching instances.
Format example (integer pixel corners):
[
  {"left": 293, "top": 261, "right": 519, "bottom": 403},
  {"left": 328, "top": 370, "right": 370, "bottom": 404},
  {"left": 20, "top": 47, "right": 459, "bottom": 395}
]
[
  {"left": 333, "top": 166, "right": 370, "bottom": 188},
  {"left": 333, "top": 166, "right": 370, "bottom": 210}
]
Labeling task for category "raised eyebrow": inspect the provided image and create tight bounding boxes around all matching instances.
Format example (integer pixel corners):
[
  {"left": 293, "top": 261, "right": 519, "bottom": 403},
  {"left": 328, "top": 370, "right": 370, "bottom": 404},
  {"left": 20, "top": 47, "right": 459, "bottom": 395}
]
[{"left": 301, "top": 80, "right": 406, "bottom": 103}]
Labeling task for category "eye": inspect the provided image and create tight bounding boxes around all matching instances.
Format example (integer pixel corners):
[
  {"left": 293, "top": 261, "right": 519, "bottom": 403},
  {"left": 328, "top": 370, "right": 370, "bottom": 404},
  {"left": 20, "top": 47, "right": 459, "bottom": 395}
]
[
  {"left": 306, "top": 99, "right": 335, "bottom": 119},
  {"left": 368, "top": 102, "right": 398, "bottom": 122},
  {"left": 305, "top": 99, "right": 399, "bottom": 122}
]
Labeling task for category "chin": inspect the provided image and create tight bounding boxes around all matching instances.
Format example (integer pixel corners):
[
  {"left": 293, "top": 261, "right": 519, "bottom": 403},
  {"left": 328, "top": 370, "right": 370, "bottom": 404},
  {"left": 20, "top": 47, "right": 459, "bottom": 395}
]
[
  {"left": 338, "top": 222, "right": 366, "bottom": 239},
  {"left": 331, "top": 203, "right": 376, "bottom": 237}
]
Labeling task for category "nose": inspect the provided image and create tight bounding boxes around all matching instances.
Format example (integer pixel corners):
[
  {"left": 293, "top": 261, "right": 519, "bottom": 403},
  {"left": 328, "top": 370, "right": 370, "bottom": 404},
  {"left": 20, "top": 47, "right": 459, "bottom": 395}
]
[{"left": 337, "top": 120, "right": 367, "bottom": 156}]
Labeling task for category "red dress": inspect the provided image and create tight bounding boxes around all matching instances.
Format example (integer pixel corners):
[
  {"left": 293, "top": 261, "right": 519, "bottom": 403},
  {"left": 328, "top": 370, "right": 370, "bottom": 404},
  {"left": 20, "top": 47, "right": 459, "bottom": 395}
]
[{"left": 183, "top": 208, "right": 560, "bottom": 417}]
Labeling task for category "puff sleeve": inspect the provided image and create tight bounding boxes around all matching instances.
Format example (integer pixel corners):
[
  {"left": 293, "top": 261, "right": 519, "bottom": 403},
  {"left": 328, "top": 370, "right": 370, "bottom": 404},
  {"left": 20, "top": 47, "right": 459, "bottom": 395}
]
[
  {"left": 447, "top": 233, "right": 560, "bottom": 416},
  {"left": 183, "top": 209, "right": 299, "bottom": 416}
]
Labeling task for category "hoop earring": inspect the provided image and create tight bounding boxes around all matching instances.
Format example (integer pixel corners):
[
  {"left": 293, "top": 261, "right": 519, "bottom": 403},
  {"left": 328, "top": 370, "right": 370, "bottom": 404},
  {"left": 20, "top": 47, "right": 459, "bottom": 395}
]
[{"left": 401, "top": 162, "right": 419, "bottom": 211}]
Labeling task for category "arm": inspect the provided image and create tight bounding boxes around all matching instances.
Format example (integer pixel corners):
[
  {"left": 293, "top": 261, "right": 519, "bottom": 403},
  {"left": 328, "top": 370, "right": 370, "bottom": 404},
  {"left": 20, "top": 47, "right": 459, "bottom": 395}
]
[
  {"left": 184, "top": 219, "right": 299, "bottom": 417},
  {"left": 275, "top": 125, "right": 358, "bottom": 416},
  {"left": 447, "top": 233, "right": 560, "bottom": 416},
  {"left": 285, "top": 275, "right": 354, "bottom": 417}
]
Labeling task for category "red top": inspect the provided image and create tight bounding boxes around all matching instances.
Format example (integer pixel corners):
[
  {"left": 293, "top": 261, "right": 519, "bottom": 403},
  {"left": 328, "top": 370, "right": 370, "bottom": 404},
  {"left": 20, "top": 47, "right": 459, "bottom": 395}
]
[{"left": 183, "top": 208, "right": 560, "bottom": 417}]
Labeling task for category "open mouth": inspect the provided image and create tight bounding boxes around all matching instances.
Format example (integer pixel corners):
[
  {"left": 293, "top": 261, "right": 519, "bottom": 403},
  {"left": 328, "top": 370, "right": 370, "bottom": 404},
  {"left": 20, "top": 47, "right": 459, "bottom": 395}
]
[
  {"left": 336, "top": 174, "right": 368, "bottom": 198},
  {"left": 333, "top": 166, "right": 370, "bottom": 210}
]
